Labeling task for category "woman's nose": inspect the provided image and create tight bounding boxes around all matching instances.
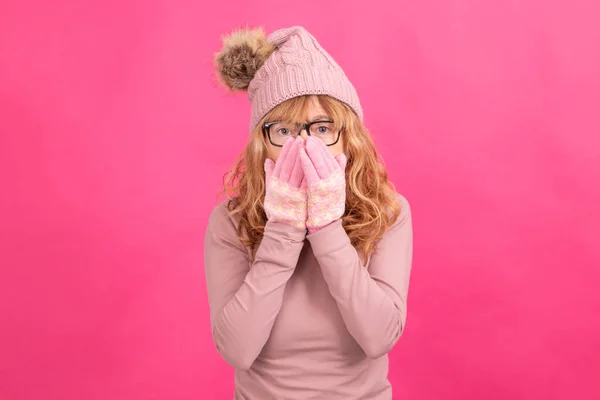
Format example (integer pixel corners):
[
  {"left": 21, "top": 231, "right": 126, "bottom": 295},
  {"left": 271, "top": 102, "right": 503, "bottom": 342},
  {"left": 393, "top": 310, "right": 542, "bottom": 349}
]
[{"left": 299, "top": 128, "right": 309, "bottom": 140}]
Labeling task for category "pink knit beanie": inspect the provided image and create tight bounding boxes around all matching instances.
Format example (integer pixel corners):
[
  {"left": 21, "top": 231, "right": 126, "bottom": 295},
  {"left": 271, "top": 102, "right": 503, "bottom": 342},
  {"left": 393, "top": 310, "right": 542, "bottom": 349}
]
[{"left": 215, "top": 26, "right": 363, "bottom": 130}]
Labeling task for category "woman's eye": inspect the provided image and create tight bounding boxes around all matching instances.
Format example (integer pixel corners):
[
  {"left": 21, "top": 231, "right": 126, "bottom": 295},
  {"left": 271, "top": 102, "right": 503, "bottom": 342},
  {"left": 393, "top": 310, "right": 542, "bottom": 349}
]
[{"left": 277, "top": 129, "right": 290, "bottom": 135}]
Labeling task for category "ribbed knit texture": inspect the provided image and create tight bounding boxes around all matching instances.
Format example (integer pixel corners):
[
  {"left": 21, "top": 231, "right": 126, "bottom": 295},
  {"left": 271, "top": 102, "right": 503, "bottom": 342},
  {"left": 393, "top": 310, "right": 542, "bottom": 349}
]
[{"left": 247, "top": 26, "right": 363, "bottom": 130}]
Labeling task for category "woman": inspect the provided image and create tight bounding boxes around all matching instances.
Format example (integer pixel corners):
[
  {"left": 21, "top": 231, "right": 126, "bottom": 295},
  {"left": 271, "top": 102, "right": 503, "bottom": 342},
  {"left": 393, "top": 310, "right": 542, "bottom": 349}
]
[{"left": 205, "top": 26, "right": 413, "bottom": 399}]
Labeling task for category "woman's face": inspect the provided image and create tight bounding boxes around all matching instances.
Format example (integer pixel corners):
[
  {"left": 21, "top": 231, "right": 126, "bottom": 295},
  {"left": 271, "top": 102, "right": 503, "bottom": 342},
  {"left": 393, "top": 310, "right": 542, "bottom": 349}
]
[{"left": 265, "top": 97, "right": 344, "bottom": 161}]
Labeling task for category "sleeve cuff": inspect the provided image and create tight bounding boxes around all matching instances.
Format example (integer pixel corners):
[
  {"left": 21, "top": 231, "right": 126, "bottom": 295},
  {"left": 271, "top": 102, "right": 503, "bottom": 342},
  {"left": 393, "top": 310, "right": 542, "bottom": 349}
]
[
  {"left": 264, "top": 220, "right": 307, "bottom": 243},
  {"left": 306, "top": 219, "right": 351, "bottom": 256}
]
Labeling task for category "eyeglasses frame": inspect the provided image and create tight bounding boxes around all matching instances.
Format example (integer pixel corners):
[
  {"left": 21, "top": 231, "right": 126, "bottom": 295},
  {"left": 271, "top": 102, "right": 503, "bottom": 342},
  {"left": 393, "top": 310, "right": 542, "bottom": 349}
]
[{"left": 262, "top": 119, "right": 343, "bottom": 147}]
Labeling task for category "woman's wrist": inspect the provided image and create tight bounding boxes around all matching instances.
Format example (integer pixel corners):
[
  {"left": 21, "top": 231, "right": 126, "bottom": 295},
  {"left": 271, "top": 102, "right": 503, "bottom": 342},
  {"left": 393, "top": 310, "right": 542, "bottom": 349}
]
[{"left": 264, "top": 219, "right": 308, "bottom": 241}]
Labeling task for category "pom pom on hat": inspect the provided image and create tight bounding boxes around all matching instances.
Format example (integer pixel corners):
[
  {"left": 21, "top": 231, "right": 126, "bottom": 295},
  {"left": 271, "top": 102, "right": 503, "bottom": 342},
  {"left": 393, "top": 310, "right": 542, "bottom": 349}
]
[{"left": 214, "top": 27, "right": 276, "bottom": 92}]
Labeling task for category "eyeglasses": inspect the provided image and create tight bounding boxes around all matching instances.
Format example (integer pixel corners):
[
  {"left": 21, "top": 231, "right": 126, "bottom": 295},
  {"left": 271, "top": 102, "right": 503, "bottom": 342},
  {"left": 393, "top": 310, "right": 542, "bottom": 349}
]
[{"left": 262, "top": 120, "right": 343, "bottom": 147}]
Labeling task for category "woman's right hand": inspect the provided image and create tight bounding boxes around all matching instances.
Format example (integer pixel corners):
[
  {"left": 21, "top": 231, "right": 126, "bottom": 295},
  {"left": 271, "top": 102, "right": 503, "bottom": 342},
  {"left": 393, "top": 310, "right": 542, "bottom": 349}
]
[{"left": 263, "top": 136, "right": 307, "bottom": 231}]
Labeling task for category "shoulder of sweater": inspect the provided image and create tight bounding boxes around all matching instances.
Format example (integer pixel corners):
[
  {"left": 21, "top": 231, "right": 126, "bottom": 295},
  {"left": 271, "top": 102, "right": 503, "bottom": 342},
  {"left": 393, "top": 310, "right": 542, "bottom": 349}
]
[
  {"left": 390, "top": 192, "right": 412, "bottom": 230},
  {"left": 396, "top": 192, "right": 411, "bottom": 216},
  {"left": 207, "top": 199, "right": 241, "bottom": 238},
  {"left": 209, "top": 198, "right": 234, "bottom": 222},
  {"left": 205, "top": 199, "right": 252, "bottom": 255}
]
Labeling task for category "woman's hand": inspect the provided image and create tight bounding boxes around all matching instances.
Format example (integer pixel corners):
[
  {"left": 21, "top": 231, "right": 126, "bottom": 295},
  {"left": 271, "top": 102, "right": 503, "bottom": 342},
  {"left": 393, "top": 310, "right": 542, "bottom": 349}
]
[
  {"left": 299, "top": 136, "right": 347, "bottom": 233},
  {"left": 263, "top": 137, "right": 307, "bottom": 231}
]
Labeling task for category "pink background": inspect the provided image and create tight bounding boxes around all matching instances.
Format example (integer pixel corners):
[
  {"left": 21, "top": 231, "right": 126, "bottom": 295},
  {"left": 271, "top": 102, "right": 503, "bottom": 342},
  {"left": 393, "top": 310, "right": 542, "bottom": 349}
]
[{"left": 1, "top": 0, "right": 599, "bottom": 399}]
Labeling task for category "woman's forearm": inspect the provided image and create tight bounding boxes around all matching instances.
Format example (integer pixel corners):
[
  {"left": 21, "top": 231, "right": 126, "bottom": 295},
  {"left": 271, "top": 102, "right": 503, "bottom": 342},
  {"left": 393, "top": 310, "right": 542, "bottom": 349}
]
[
  {"left": 306, "top": 201, "right": 413, "bottom": 359},
  {"left": 205, "top": 215, "right": 305, "bottom": 370}
]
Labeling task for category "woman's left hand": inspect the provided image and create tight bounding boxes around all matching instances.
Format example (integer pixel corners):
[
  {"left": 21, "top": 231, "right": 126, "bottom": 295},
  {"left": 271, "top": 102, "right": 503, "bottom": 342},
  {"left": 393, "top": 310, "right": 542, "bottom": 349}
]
[{"left": 299, "top": 136, "right": 347, "bottom": 233}]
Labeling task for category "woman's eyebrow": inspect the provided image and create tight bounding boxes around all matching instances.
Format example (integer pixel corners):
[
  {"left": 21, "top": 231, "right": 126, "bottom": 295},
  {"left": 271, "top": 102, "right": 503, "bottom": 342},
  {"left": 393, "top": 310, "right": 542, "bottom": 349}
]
[
  {"left": 291, "top": 115, "right": 332, "bottom": 126},
  {"left": 308, "top": 115, "right": 331, "bottom": 121}
]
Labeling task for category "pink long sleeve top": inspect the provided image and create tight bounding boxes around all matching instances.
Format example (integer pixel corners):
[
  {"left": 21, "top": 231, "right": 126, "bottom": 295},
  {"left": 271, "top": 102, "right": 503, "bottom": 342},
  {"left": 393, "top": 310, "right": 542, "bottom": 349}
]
[{"left": 203, "top": 194, "right": 413, "bottom": 399}]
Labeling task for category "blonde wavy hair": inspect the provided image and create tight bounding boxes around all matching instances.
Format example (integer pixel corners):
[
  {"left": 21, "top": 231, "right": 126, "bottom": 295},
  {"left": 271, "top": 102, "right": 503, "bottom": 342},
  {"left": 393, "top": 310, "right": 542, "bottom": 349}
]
[{"left": 221, "top": 95, "right": 401, "bottom": 262}]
